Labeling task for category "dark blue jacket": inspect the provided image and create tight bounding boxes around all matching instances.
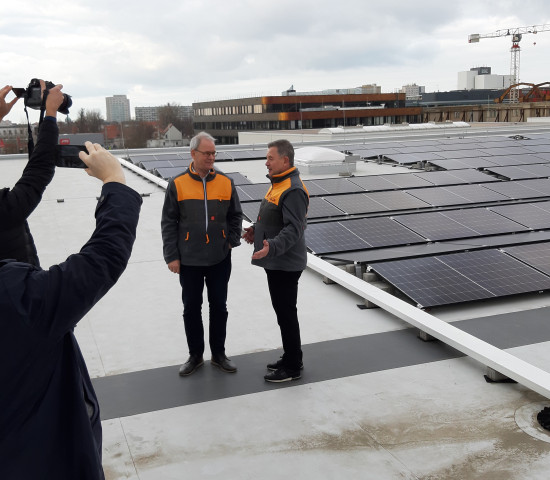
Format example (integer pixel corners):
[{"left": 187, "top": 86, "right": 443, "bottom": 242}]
[
  {"left": 0, "top": 116, "right": 57, "bottom": 266},
  {"left": 0, "top": 182, "right": 142, "bottom": 480}
]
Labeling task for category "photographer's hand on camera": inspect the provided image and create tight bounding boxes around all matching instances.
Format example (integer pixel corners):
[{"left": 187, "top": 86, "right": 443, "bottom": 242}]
[
  {"left": 41, "top": 81, "right": 64, "bottom": 118},
  {"left": 0, "top": 85, "right": 19, "bottom": 121},
  {"left": 79, "top": 141, "right": 126, "bottom": 185}
]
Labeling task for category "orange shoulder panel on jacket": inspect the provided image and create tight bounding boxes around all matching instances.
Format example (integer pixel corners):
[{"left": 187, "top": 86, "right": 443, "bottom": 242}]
[
  {"left": 265, "top": 178, "right": 291, "bottom": 206},
  {"left": 174, "top": 174, "right": 205, "bottom": 201},
  {"left": 206, "top": 174, "right": 233, "bottom": 201}
]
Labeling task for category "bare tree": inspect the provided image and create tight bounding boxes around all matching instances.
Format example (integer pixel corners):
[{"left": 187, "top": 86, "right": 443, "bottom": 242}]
[
  {"left": 122, "top": 121, "right": 156, "bottom": 149},
  {"left": 73, "top": 108, "right": 105, "bottom": 133}
]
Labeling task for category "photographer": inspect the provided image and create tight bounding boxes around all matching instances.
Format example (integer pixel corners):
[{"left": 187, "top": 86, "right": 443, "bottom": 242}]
[
  {"left": 0, "top": 81, "right": 64, "bottom": 266},
  {"left": 0, "top": 142, "right": 142, "bottom": 480}
]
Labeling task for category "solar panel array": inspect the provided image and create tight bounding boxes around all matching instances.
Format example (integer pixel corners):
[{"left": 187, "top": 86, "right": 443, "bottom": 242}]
[
  {"left": 130, "top": 132, "right": 550, "bottom": 308},
  {"left": 369, "top": 247, "right": 550, "bottom": 308},
  {"left": 126, "top": 148, "right": 266, "bottom": 180}
]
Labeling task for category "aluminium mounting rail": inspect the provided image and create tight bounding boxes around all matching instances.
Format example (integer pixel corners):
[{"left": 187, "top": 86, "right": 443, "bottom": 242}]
[{"left": 307, "top": 253, "right": 550, "bottom": 400}]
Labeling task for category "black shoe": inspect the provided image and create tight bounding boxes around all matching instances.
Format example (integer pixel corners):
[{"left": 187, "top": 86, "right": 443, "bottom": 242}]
[
  {"left": 211, "top": 354, "right": 237, "bottom": 373},
  {"left": 267, "top": 356, "right": 303, "bottom": 372},
  {"left": 179, "top": 355, "right": 204, "bottom": 376},
  {"left": 264, "top": 368, "right": 301, "bottom": 383}
]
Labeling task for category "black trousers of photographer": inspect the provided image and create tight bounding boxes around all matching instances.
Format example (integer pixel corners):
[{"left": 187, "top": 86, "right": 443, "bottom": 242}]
[
  {"left": 179, "top": 252, "right": 232, "bottom": 357},
  {"left": 265, "top": 268, "right": 303, "bottom": 371}
]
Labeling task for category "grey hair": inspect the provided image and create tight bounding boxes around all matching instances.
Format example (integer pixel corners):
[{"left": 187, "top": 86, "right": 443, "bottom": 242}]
[
  {"left": 267, "top": 139, "right": 294, "bottom": 166},
  {"left": 190, "top": 131, "right": 217, "bottom": 151}
]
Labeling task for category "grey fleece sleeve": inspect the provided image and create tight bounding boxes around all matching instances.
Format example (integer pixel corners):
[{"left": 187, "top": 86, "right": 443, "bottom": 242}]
[{"left": 266, "top": 189, "right": 308, "bottom": 258}]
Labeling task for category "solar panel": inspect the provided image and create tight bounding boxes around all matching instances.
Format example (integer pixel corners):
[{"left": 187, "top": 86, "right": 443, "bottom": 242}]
[
  {"left": 383, "top": 174, "right": 435, "bottom": 189},
  {"left": 445, "top": 158, "right": 501, "bottom": 169},
  {"left": 405, "top": 187, "right": 474, "bottom": 207},
  {"left": 129, "top": 154, "right": 157, "bottom": 164},
  {"left": 308, "top": 178, "right": 364, "bottom": 194},
  {"left": 442, "top": 184, "right": 510, "bottom": 203},
  {"left": 393, "top": 211, "right": 479, "bottom": 241},
  {"left": 139, "top": 160, "right": 173, "bottom": 171},
  {"left": 307, "top": 197, "right": 346, "bottom": 219},
  {"left": 356, "top": 147, "right": 402, "bottom": 158},
  {"left": 484, "top": 146, "right": 535, "bottom": 156},
  {"left": 369, "top": 256, "right": 496, "bottom": 308},
  {"left": 241, "top": 201, "right": 260, "bottom": 222},
  {"left": 484, "top": 166, "right": 543, "bottom": 180},
  {"left": 155, "top": 166, "right": 188, "bottom": 179},
  {"left": 446, "top": 169, "right": 497, "bottom": 183},
  {"left": 344, "top": 217, "right": 426, "bottom": 247},
  {"left": 441, "top": 249, "right": 550, "bottom": 297},
  {"left": 305, "top": 222, "right": 369, "bottom": 254},
  {"left": 527, "top": 144, "right": 550, "bottom": 153},
  {"left": 324, "top": 193, "right": 390, "bottom": 214},
  {"left": 394, "top": 144, "right": 442, "bottom": 154},
  {"left": 228, "top": 151, "right": 259, "bottom": 160},
  {"left": 302, "top": 180, "right": 331, "bottom": 196},
  {"left": 504, "top": 242, "right": 550, "bottom": 276},
  {"left": 413, "top": 171, "right": 472, "bottom": 186},
  {"left": 427, "top": 159, "right": 497, "bottom": 171},
  {"left": 347, "top": 176, "right": 399, "bottom": 191},
  {"left": 236, "top": 184, "right": 270, "bottom": 201},
  {"left": 490, "top": 201, "right": 550, "bottom": 229},
  {"left": 155, "top": 153, "right": 183, "bottom": 161},
  {"left": 383, "top": 153, "right": 429, "bottom": 165},
  {"left": 483, "top": 154, "right": 546, "bottom": 166},
  {"left": 224, "top": 172, "right": 252, "bottom": 185},
  {"left": 480, "top": 181, "right": 546, "bottom": 199},
  {"left": 170, "top": 159, "right": 191, "bottom": 167},
  {"left": 435, "top": 149, "right": 487, "bottom": 159},
  {"left": 369, "top": 249, "right": 550, "bottom": 308},
  {"left": 212, "top": 151, "right": 232, "bottom": 161},
  {"left": 441, "top": 208, "right": 529, "bottom": 236},
  {"left": 516, "top": 179, "right": 550, "bottom": 196},
  {"left": 365, "top": 191, "right": 430, "bottom": 210},
  {"left": 438, "top": 141, "right": 485, "bottom": 150}
]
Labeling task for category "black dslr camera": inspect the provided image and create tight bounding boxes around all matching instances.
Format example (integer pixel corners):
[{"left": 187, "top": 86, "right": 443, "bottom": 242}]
[{"left": 13, "top": 78, "right": 72, "bottom": 115}]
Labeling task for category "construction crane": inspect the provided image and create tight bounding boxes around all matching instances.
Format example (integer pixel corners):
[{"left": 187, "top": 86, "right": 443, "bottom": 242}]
[{"left": 468, "top": 24, "right": 550, "bottom": 103}]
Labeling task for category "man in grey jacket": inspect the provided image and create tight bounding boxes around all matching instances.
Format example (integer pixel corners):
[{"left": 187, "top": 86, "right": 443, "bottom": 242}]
[{"left": 242, "top": 139, "right": 309, "bottom": 382}]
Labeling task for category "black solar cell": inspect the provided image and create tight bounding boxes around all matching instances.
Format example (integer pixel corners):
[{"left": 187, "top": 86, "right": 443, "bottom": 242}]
[
  {"left": 443, "top": 184, "right": 509, "bottom": 203},
  {"left": 393, "top": 211, "right": 478, "bottom": 241},
  {"left": 505, "top": 242, "right": 550, "bottom": 276},
  {"left": 305, "top": 222, "right": 368, "bottom": 254},
  {"left": 236, "top": 184, "right": 270, "bottom": 201},
  {"left": 441, "top": 208, "right": 528, "bottom": 235},
  {"left": 369, "top": 248, "right": 550, "bottom": 308},
  {"left": 307, "top": 197, "right": 346, "bottom": 219},
  {"left": 344, "top": 217, "right": 426, "bottom": 247},
  {"left": 441, "top": 249, "right": 550, "bottom": 297},
  {"left": 490, "top": 201, "right": 550, "bottom": 229},
  {"left": 309, "top": 178, "right": 364, "bottom": 194},
  {"left": 405, "top": 187, "right": 473, "bottom": 207},
  {"left": 241, "top": 201, "right": 261, "bottom": 222},
  {"left": 324, "top": 193, "right": 390, "bottom": 214},
  {"left": 369, "top": 256, "right": 496, "bottom": 308}
]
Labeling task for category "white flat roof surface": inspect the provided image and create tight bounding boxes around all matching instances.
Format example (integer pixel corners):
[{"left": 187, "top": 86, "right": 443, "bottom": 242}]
[{"left": 3, "top": 126, "right": 550, "bottom": 479}]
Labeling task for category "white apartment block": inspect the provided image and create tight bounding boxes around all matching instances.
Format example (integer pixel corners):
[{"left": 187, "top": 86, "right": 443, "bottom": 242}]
[{"left": 106, "top": 95, "right": 131, "bottom": 123}]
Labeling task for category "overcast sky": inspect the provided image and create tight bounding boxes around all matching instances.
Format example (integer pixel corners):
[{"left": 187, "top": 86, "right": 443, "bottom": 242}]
[{"left": 2, "top": 0, "right": 549, "bottom": 123}]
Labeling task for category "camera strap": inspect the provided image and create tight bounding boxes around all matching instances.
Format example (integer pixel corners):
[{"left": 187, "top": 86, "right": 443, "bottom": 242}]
[
  {"left": 25, "top": 91, "right": 48, "bottom": 157},
  {"left": 24, "top": 105, "right": 35, "bottom": 156}
]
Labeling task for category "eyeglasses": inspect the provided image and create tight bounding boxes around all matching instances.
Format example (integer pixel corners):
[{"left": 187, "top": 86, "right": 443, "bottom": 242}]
[{"left": 195, "top": 149, "right": 217, "bottom": 158}]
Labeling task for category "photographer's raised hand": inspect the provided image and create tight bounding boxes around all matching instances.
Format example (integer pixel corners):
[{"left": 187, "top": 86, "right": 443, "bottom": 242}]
[
  {"left": 0, "top": 85, "right": 19, "bottom": 121},
  {"left": 79, "top": 141, "right": 126, "bottom": 185},
  {"left": 40, "top": 81, "right": 64, "bottom": 118}
]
